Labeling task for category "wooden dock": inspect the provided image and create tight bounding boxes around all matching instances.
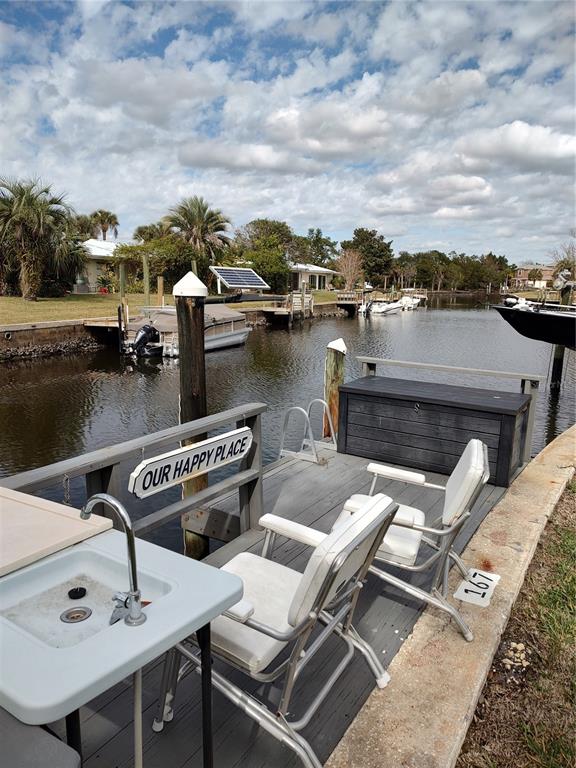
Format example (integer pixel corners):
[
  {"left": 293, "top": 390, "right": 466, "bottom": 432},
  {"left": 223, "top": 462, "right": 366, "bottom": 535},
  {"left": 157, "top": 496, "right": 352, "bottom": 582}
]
[{"left": 49, "top": 447, "right": 505, "bottom": 768}]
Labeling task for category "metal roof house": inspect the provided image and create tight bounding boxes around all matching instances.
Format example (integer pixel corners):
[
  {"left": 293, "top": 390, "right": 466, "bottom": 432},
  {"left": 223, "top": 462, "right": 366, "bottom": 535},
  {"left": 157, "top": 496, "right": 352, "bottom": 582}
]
[
  {"left": 289, "top": 262, "right": 339, "bottom": 291},
  {"left": 75, "top": 239, "right": 121, "bottom": 293}
]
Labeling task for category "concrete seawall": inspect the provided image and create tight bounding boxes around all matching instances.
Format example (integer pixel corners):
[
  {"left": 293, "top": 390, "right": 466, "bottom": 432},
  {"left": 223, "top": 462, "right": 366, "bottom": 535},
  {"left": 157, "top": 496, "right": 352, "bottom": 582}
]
[{"left": 0, "top": 319, "right": 112, "bottom": 360}]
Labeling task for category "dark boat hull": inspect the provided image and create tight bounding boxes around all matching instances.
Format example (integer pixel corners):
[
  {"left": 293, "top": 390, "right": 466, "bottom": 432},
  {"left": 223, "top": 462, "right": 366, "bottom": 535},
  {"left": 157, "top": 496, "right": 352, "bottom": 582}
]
[{"left": 493, "top": 305, "right": 575, "bottom": 349}]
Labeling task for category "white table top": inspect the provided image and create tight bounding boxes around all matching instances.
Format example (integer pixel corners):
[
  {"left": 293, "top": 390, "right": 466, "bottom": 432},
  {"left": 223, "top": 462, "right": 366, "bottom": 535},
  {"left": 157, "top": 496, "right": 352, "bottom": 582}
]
[{"left": 0, "top": 530, "right": 243, "bottom": 724}]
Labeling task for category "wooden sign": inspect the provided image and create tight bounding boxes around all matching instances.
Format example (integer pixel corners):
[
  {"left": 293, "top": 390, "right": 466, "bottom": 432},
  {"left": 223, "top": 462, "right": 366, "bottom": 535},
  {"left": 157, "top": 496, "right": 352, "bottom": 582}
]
[{"left": 128, "top": 427, "right": 252, "bottom": 499}]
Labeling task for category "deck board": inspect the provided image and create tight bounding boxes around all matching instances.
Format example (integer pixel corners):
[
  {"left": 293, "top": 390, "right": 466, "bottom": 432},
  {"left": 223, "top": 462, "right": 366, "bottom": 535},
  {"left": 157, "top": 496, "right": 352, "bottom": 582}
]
[{"left": 77, "top": 448, "right": 505, "bottom": 768}]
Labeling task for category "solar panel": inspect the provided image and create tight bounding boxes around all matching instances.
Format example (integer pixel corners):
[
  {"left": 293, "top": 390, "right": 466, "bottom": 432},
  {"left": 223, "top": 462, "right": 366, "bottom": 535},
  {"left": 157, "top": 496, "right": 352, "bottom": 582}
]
[{"left": 210, "top": 266, "right": 270, "bottom": 290}]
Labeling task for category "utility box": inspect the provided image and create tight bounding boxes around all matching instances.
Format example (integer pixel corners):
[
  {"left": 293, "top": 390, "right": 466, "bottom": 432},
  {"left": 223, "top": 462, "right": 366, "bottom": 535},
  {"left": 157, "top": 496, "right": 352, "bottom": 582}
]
[{"left": 338, "top": 376, "right": 531, "bottom": 487}]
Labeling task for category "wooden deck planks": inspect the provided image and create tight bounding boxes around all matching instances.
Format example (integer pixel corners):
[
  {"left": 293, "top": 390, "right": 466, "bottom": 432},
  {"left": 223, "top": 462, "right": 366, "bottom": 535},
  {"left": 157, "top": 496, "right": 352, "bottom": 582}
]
[{"left": 77, "top": 448, "right": 505, "bottom": 768}]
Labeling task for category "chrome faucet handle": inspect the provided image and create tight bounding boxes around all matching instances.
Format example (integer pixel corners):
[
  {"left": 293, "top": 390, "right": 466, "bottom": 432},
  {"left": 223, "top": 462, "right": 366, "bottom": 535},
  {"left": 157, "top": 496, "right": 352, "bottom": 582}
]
[{"left": 110, "top": 592, "right": 130, "bottom": 625}]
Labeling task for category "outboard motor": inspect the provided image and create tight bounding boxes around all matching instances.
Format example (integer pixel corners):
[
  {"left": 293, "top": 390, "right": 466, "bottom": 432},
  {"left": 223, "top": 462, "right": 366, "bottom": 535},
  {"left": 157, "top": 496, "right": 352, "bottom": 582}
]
[{"left": 132, "top": 324, "right": 159, "bottom": 355}]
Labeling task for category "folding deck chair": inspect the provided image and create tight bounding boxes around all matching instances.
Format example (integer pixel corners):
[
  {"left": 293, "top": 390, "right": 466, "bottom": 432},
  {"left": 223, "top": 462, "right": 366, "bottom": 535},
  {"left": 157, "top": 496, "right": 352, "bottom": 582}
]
[
  {"left": 261, "top": 439, "right": 490, "bottom": 642},
  {"left": 152, "top": 494, "right": 398, "bottom": 768}
]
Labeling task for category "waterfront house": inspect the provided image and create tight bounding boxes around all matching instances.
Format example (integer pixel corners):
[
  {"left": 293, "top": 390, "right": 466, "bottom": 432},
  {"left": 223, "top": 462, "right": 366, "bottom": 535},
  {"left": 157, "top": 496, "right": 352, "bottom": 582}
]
[
  {"left": 289, "top": 262, "right": 339, "bottom": 291},
  {"left": 511, "top": 264, "right": 555, "bottom": 289},
  {"left": 75, "top": 239, "right": 121, "bottom": 292}
]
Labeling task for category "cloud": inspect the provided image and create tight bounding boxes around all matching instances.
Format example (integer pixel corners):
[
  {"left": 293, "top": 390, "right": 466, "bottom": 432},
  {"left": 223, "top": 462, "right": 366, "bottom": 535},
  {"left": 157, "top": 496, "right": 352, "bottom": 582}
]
[
  {"left": 0, "top": 0, "right": 573, "bottom": 263},
  {"left": 456, "top": 121, "right": 576, "bottom": 175}
]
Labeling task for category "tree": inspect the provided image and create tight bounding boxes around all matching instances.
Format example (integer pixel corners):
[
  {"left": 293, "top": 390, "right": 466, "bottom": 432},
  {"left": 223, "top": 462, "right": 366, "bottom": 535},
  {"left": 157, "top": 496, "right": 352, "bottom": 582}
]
[
  {"left": 164, "top": 196, "right": 231, "bottom": 273},
  {"left": 72, "top": 214, "right": 98, "bottom": 240},
  {"left": 340, "top": 228, "right": 393, "bottom": 287},
  {"left": 291, "top": 228, "right": 338, "bottom": 266},
  {"left": 91, "top": 209, "right": 119, "bottom": 241},
  {"left": 235, "top": 219, "right": 294, "bottom": 252},
  {"left": 336, "top": 249, "right": 363, "bottom": 289},
  {"left": 115, "top": 235, "right": 202, "bottom": 288},
  {"left": 0, "top": 178, "right": 84, "bottom": 300},
  {"left": 244, "top": 237, "right": 289, "bottom": 294},
  {"left": 550, "top": 230, "right": 576, "bottom": 279},
  {"left": 133, "top": 222, "right": 166, "bottom": 242},
  {"left": 527, "top": 268, "right": 543, "bottom": 282}
]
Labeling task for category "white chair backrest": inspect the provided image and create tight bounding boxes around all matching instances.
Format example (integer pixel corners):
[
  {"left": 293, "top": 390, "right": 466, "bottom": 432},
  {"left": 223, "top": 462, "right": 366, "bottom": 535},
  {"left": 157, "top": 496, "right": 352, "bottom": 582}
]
[
  {"left": 287, "top": 494, "right": 395, "bottom": 627},
  {"left": 442, "top": 439, "right": 488, "bottom": 525}
]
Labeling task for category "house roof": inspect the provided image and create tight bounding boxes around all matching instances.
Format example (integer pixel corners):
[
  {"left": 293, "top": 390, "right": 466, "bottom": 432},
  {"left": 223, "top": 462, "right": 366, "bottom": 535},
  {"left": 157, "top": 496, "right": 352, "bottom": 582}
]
[
  {"left": 83, "top": 239, "right": 120, "bottom": 260},
  {"left": 289, "top": 262, "right": 339, "bottom": 275}
]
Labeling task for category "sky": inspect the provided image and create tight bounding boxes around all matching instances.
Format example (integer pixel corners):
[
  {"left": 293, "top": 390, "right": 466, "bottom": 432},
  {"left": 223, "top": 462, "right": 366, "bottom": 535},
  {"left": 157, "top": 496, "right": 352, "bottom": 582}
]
[{"left": 0, "top": 1, "right": 574, "bottom": 264}]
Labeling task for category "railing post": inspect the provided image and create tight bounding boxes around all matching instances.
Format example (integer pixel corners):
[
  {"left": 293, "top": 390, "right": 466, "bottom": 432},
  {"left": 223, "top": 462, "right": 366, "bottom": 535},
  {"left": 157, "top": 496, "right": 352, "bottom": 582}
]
[
  {"left": 361, "top": 360, "right": 377, "bottom": 377},
  {"left": 238, "top": 412, "right": 263, "bottom": 531},
  {"left": 521, "top": 379, "right": 540, "bottom": 463},
  {"left": 85, "top": 464, "right": 121, "bottom": 524}
]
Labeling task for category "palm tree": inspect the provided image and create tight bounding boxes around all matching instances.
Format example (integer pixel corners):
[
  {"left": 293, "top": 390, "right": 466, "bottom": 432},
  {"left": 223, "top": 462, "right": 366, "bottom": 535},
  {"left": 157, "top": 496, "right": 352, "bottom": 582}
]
[
  {"left": 164, "top": 196, "right": 231, "bottom": 272},
  {"left": 133, "top": 222, "right": 166, "bottom": 242},
  {"left": 0, "top": 178, "right": 79, "bottom": 300},
  {"left": 91, "top": 209, "right": 119, "bottom": 241},
  {"left": 73, "top": 213, "right": 98, "bottom": 240}
]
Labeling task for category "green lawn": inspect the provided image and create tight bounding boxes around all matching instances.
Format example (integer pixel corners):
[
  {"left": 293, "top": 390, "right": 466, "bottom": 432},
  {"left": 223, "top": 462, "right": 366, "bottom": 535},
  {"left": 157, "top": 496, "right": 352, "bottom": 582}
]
[
  {"left": 0, "top": 294, "right": 170, "bottom": 325},
  {"left": 0, "top": 289, "right": 339, "bottom": 326}
]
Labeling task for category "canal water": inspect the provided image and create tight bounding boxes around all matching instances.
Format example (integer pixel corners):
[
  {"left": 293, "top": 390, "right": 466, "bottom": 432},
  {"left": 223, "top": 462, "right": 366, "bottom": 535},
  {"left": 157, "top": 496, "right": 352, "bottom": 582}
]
[{"left": 1, "top": 300, "right": 574, "bottom": 550}]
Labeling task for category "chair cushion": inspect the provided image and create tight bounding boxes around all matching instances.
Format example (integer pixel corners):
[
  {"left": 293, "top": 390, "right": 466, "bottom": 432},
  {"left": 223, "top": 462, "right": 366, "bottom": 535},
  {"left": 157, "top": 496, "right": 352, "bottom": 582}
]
[
  {"left": 288, "top": 494, "right": 395, "bottom": 627},
  {"left": 442, "top": 439, "right": 487, "bottom": 525},
  {"left": 0, "top": 707, "right": 80, "bottom": 768},
  {"left": 340, "top": 495, "right": 425, "bottom": 567},
  {"left": 210, "top": 553, "right": 302, "bottom": 674}
]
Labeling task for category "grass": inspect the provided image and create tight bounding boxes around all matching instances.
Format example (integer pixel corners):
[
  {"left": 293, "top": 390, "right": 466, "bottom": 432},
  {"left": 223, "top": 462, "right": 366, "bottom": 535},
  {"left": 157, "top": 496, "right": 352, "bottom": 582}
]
[
  {"left": 457, "top": 482, "right": 576, "bottom": 768},
  {"left": 0, "top": 289, "right": 340, "bottom": 326},
  {"left": 0, "top": 293, "right": 169, "bottom": 325}
]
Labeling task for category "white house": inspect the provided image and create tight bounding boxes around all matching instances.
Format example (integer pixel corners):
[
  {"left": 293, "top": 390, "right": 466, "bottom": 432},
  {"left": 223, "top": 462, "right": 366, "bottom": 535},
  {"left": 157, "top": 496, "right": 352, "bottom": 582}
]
[
  {"left": 76, "top": 239, "right": 121, "bottom": 292},
  {"left": 289, "top": 263, "right": 339, "bottom": 291}
]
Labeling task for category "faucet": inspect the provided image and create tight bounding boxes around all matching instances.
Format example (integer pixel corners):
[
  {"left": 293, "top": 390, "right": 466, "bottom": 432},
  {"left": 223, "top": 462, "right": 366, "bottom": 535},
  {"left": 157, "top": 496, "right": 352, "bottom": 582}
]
[{"left": 80, "top": 493, "right": 147, "bottom": 626}]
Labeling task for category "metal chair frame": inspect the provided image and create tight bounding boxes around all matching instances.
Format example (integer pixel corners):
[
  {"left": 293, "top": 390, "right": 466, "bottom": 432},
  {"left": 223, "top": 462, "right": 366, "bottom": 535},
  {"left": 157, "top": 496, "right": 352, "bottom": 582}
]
[{"left": 153, "top": 499, "right": 398, "bottom": 768}]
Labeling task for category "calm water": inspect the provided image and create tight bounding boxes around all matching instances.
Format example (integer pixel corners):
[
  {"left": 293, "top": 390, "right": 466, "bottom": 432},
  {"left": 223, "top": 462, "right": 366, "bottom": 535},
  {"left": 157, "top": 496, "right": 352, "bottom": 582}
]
[{"left": 1, "top": 300, "right": 574, "bottom": 549}]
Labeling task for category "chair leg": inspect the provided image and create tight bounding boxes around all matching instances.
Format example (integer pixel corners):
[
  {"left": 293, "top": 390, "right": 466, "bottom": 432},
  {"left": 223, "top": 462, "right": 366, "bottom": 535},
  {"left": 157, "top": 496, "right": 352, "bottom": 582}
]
[
  {"left": 370, "top": 566, "right": 474, "bottom": 642},
  {"left": 345, "top": 625, "right": 390, "bottom": 689},
  {"left": 176, "top": 643, "right": 323, "bottom": 768},
  {"left": 152, "top": 648, "right": 178, "bottom": 732},
  {"left": 448, "top": 549, "right": 470, "bottom": 578}
]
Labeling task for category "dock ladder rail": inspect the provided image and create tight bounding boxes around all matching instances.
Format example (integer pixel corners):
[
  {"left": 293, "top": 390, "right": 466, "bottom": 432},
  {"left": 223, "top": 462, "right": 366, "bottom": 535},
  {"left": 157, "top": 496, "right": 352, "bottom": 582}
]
[{"left": 278, "top": 398, "right": 337, "bottom": 463}]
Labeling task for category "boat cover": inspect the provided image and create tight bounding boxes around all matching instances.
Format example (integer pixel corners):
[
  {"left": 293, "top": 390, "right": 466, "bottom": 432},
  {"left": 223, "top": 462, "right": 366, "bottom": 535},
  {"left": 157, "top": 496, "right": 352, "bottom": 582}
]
[{"left": 127, "top": 305, "right": 245, "bottom": 333}]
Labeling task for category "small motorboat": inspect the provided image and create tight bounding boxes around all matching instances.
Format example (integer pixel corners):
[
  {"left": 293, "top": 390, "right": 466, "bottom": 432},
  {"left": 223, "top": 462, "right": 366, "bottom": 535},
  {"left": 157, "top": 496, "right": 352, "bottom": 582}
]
[{"left": 368, "top": 299, "right": 403, "bottom": 315}]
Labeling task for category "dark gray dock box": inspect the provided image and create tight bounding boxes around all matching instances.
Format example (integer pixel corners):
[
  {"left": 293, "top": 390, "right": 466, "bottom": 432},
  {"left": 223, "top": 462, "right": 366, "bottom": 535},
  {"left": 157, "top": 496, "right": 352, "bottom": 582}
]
[{"left": 338, "top": 376, "right": 531, "bottom": 487}]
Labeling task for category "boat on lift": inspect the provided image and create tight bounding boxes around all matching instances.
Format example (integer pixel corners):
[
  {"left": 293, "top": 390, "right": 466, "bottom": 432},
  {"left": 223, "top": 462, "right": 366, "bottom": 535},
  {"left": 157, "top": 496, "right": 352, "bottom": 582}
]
[
  {"left": 493, "top": 272, "right": 576, "bottom": 349},
  {"left": 359, "top": 298, "right": 403, "bottom": 316}
]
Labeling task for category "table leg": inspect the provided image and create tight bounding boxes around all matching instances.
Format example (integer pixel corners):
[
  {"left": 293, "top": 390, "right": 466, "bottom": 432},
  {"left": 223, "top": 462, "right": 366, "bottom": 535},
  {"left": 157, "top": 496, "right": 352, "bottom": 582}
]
[
  {"left": 65, "top": 709, "right": 83, "bottom": 762},
  {"left": 197, "top": 623, "right": 213, "bottom": 768}
]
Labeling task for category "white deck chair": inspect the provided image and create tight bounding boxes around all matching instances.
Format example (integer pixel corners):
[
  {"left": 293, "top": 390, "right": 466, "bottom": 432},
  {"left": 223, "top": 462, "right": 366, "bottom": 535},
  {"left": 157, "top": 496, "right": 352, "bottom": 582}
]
[
  {"left": 152, "top": 494, "right": 398, "bottom": 768},
  {"left": 260, "top": 440, "right": 490, "bottom": 642}
]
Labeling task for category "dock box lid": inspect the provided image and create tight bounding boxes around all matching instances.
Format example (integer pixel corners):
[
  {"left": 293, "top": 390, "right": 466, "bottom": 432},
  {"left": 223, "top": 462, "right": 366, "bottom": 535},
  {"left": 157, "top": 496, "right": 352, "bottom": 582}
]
[{"left": 340, "top": 376, "right": 531, "bottom": 415}]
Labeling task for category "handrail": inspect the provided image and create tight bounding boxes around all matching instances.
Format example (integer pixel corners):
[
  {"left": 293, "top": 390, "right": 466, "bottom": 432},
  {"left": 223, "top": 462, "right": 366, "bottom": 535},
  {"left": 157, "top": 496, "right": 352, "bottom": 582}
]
[
  {"left": 356, "top": 357, "right": 544, "bottom": 383},
  {"left": 355, "top": 357, "right": 542, "bottom": 464},
  {"left": 1, "top": 403, "right": 266, "bottom": 541},
  {"left": 1, "top": 403, "right": 267, "bottom": 492}
]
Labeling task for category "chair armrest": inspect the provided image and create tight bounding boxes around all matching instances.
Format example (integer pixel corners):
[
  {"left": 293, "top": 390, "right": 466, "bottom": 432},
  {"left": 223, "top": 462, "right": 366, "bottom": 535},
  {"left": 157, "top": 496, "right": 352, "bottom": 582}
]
[
  {"left": 367, "top": 463, "right": 427, "bottom": 485},
  {"left": 223, "top": 599, "right": 255, "bottom": 623},
  {"left": 259, "top": 513, "right": 327, "bottom": 547}
]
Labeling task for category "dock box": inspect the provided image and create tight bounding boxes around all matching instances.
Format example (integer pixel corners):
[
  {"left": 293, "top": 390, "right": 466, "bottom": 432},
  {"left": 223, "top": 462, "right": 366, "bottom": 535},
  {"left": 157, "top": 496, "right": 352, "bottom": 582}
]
[{"left": 337, "top": 376, "right": 531, "bottom": 487}]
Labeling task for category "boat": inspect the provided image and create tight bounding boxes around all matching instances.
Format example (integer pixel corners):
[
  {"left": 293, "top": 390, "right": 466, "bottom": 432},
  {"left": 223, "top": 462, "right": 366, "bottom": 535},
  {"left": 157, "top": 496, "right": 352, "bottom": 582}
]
[
  {"left": 124, "top": 304, "right": 251, "bottom": 357},
  {"left": 492, "top": 298, "right": 576, "bottom": 349},
  {"left": 359, "top": 299, "right": 403, "bottom": 316},
  {"left": 400, "top": 289, "right": 424, "bottom": 309}
]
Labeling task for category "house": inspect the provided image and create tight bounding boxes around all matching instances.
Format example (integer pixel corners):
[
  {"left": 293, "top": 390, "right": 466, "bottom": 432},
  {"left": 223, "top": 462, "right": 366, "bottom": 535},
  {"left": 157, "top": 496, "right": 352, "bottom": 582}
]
[
  {"left": 288, "top": 263, "right": 339, "bottom": 291},
  {"left": 511, "top": 264, "right": 555, "bottom": 290},
  {"left": 75, "top": 239, "right": 121, "bottom": 292}
]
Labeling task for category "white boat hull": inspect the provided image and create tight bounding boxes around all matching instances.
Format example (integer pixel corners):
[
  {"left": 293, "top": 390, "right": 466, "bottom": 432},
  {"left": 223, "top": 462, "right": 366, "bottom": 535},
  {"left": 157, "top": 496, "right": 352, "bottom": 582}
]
[
  {"left": 369, "top": 301, "right": 403, "bottom": 315},
  {"left": 163, "top": 328, "right": 250, "bottom": 357}
]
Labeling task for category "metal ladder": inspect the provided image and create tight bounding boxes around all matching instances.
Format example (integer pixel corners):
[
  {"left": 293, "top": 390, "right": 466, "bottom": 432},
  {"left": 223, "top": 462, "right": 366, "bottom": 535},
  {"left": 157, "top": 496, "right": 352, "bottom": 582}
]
[{"left": 278, "top": 399, "right": 337, "bottom": 463}]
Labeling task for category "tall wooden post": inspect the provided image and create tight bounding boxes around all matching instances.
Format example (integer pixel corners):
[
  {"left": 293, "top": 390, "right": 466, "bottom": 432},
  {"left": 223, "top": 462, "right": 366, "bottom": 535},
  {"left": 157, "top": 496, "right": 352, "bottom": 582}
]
[
  {"left": 157, "top": 276, "right": 164, "bottom": 306},
  {"left": 119, "top": 260, "right": 126, "bottom": 301},
  {"left": 142, "top": 253, "right": 150, "bottom": 308},
  {"left": 173, "top": 272, "right": 209, "bottom": 559},
  {"left": 323, "top": 338, "right": 347, "bottom": 438}
]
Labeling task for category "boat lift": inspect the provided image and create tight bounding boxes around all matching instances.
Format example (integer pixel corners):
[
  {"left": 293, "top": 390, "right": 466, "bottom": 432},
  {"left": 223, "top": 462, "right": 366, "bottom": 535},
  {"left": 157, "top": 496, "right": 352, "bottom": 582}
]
[{"left": 278, "top": 398, "right": 337, "bottom": 464}]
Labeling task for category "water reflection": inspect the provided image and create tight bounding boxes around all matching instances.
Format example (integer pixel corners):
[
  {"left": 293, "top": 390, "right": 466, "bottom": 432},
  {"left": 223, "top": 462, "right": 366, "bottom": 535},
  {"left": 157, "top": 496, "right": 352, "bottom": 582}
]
[{"left": 1, "top": 304, "right": 574, "bottom": 478}]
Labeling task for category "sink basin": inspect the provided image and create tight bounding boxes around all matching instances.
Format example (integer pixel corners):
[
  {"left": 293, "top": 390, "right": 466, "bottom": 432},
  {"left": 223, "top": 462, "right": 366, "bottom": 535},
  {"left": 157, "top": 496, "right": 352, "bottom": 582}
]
[
  {"left": 0, "top": 549, "right": 171, "bottom": 648},
  {"left": 0, "top": 529, "right": 243, "bottom": 725}
]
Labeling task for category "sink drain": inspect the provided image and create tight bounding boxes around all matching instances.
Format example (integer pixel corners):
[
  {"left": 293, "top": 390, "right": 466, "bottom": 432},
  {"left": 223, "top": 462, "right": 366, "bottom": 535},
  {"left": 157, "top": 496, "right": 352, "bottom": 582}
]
[{"left": 60, "top": 606, "right": 92, "bottom": 623}]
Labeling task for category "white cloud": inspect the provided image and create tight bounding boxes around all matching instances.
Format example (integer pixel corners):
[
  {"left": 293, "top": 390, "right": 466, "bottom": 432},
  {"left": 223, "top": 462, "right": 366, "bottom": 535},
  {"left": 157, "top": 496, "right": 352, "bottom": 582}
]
[{"left": 0, "top": 0, "right": 573, "bottom": 262}]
